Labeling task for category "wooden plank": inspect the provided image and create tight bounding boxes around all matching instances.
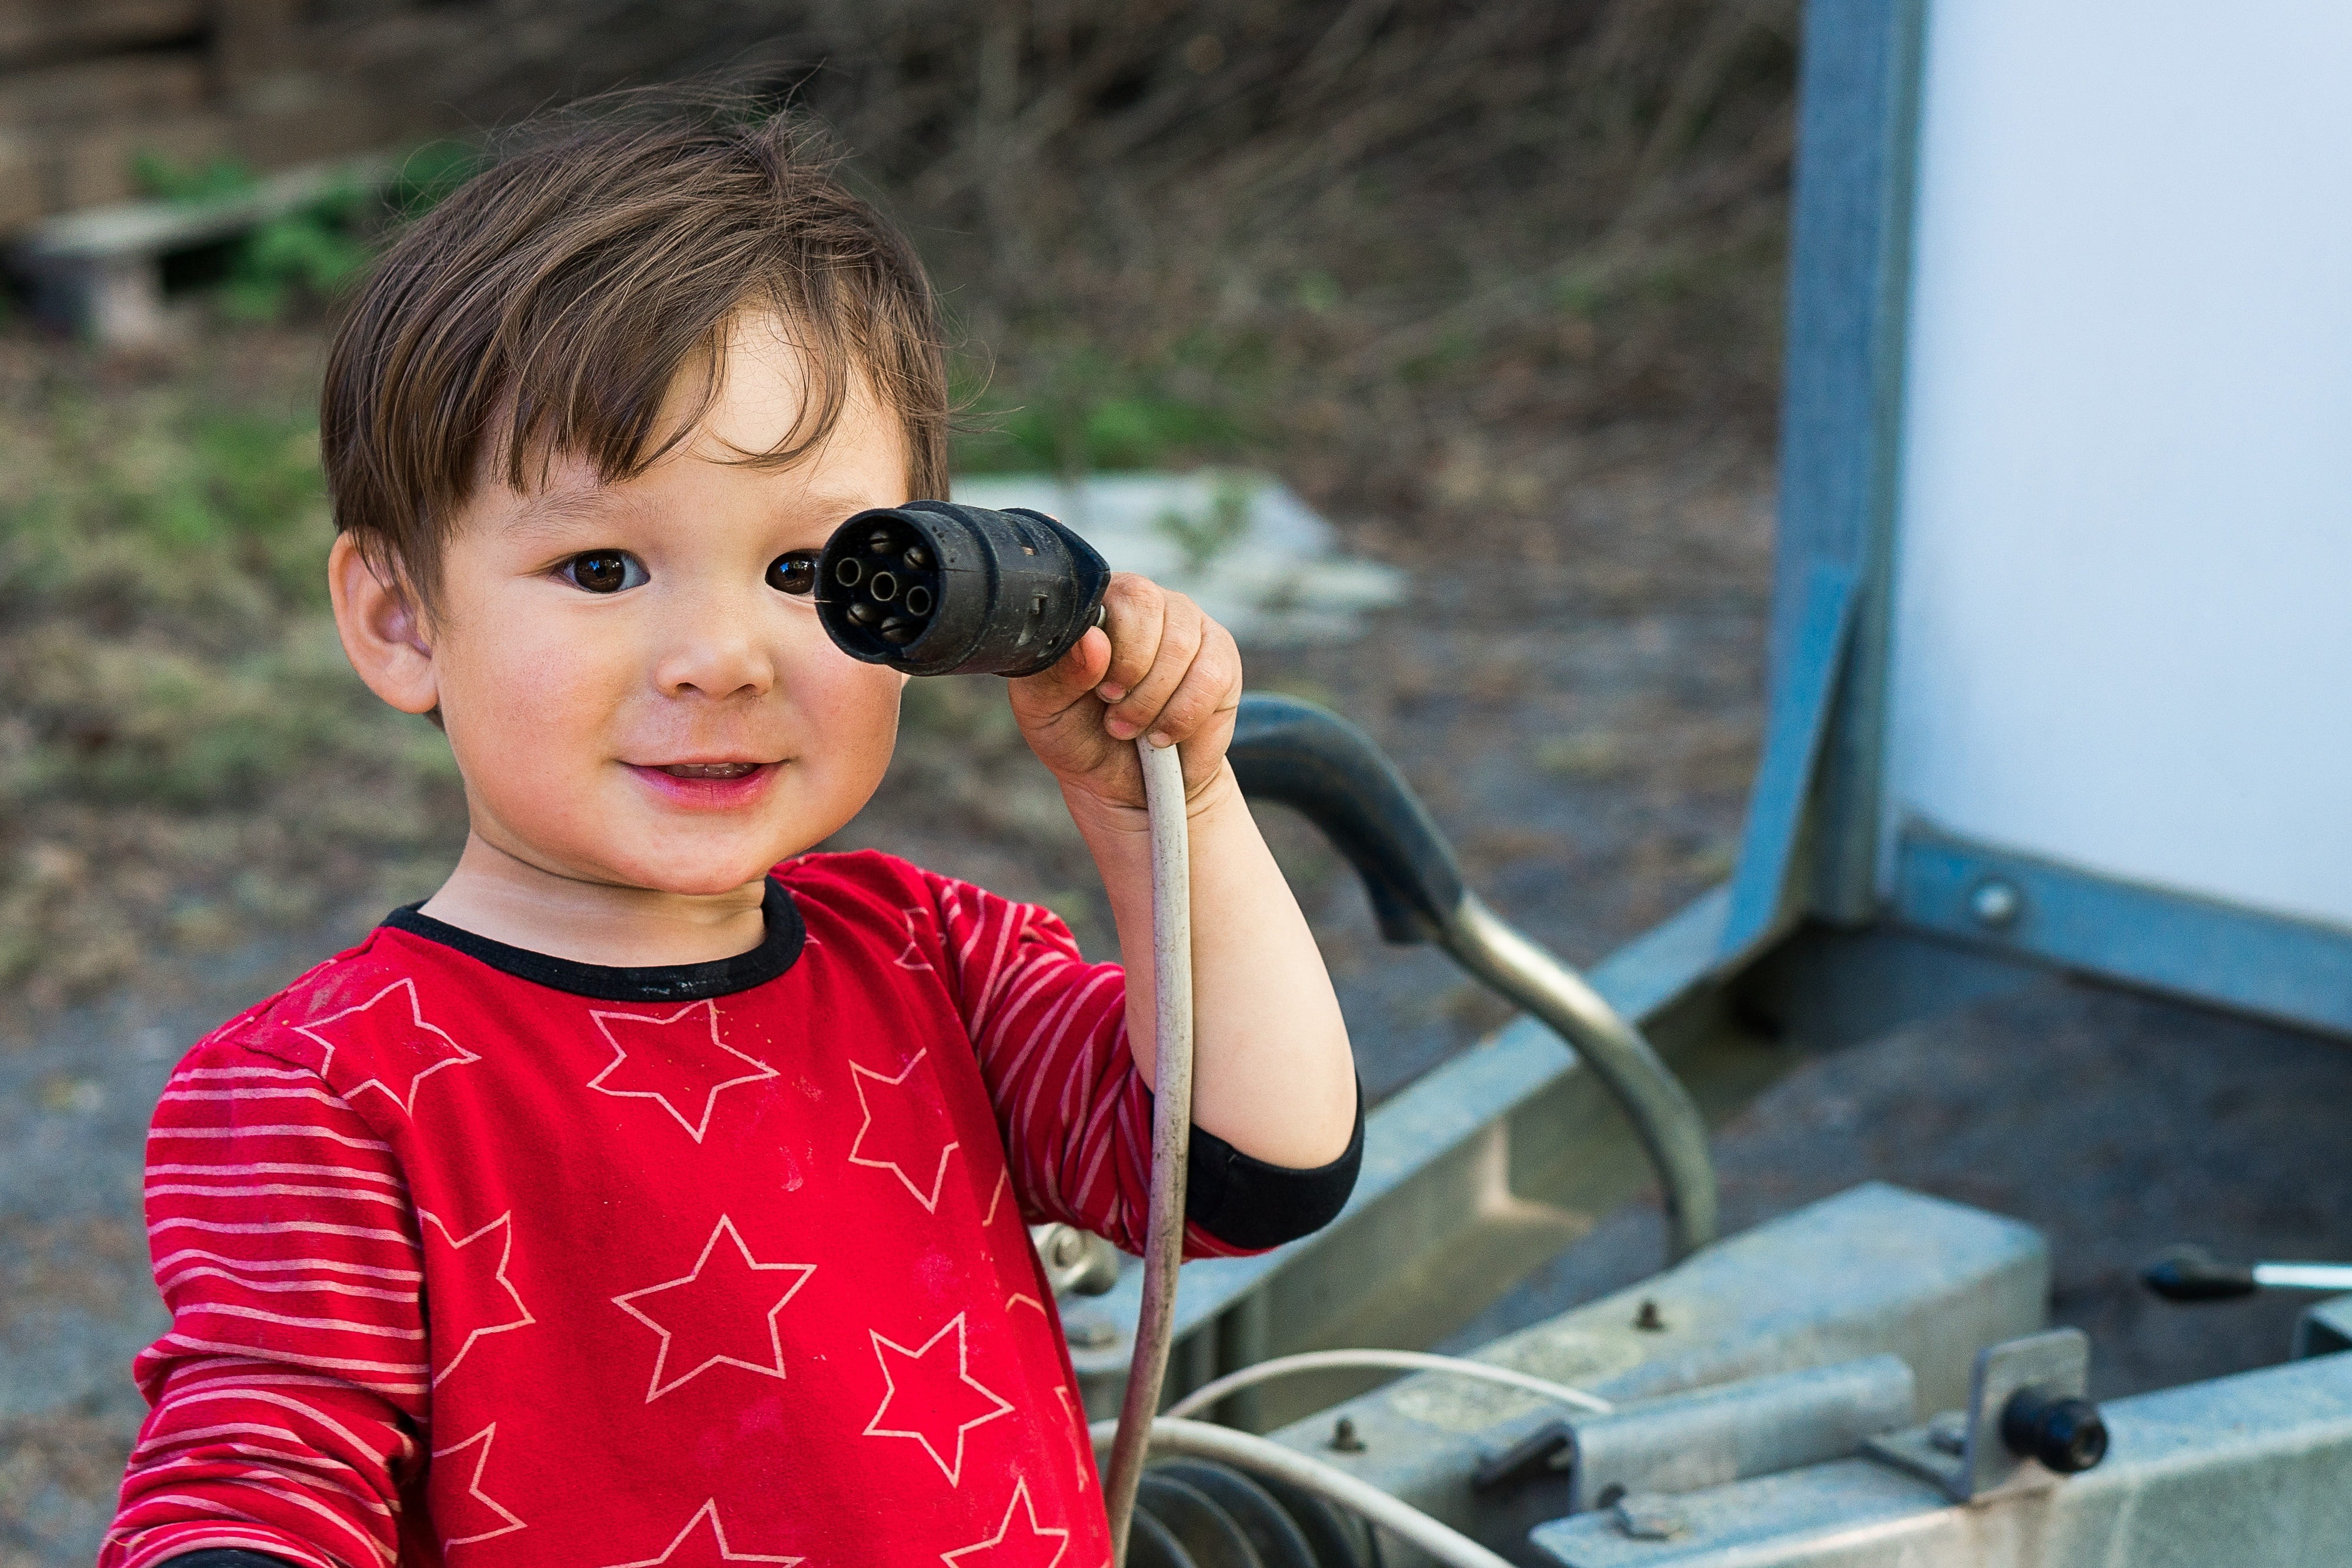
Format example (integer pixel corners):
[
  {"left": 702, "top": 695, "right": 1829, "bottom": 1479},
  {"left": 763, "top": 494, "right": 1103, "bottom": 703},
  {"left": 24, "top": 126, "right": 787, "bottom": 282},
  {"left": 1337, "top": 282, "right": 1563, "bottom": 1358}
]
[
  {"left": 224, "top": 95, "right": 390, "bottom": 171},
  {"left": 19, "top": 148, "right": 394, "bottom": 258},
  {"left": 0, "top": 54, "right": 209, "bottom": 129},
  {"left": 25, "top": 110, "right": 232, "bottom": 215},
  {"left": 212, "top": 0, "right": 307, "bottom": 87},
  {"left": 0, "top": 1, "right": 206, "bottom": 69},
  {"left": 0, "top": 129, "right": 40, "bottom": 230}
]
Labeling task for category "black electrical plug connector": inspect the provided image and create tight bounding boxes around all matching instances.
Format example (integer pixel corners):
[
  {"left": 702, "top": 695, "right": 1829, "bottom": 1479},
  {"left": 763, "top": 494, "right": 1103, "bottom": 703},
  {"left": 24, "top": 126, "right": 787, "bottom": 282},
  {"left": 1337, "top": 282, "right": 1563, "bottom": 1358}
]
[{"left": 815, "top": 501, "right": 1111, "bottom": 677}]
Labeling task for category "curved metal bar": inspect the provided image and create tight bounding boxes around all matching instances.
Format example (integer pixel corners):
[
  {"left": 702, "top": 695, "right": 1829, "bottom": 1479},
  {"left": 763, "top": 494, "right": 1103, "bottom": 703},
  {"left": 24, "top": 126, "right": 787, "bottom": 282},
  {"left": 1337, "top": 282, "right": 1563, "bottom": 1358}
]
[
  {"left": 1438, "top": 893, "right": 1718, "bottom": 1261},
  {"left": 1229, "top": 692, "right": 1719, "bottom": 1263}
]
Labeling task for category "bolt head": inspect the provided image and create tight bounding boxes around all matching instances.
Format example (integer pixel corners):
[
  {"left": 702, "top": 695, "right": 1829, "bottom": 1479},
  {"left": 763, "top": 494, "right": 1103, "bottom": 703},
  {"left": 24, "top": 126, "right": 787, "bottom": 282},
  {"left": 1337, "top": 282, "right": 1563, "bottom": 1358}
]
[
  {"left": 1064, "top": 1317, "right": 1117, "bottom": 1349},
  {"left": 1970, "top": 879, "right": 2023, "bottom": 929},
  {"left": 1613, "top": 1493, "right": 1688, "bottom": 1541}
]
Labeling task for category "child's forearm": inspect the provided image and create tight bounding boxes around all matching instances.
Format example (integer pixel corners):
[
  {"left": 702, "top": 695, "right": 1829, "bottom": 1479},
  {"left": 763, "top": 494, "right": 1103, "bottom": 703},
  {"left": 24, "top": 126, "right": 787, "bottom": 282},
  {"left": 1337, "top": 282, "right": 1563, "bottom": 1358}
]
[{"left": 1068, "top": 760, "right": 1357, "bottom": 1170}]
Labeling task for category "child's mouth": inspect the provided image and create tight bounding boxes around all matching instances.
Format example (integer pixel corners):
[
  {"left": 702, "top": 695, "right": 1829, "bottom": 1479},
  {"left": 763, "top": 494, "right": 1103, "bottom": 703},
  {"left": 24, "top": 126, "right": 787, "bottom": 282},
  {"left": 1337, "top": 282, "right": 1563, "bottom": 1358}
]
[
  {"left": 658, "top": 763, "right": 762, "bottom": 780},
  {"left": 623, "top": 760, "right": 780, "bottom": 808}
]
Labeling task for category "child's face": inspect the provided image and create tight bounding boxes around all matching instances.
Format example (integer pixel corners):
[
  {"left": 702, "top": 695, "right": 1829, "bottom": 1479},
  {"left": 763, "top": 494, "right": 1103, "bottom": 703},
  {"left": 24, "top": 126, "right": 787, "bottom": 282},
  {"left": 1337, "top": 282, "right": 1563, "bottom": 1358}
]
[{"left": 396, "top": 313, "right": 909, "bottom": 896}]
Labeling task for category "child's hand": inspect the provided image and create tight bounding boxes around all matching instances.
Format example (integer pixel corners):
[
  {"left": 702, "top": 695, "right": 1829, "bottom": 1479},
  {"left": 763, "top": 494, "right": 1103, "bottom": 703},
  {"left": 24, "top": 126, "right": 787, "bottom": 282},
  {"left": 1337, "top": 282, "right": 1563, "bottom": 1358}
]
[{"left": 1007, "top": 573, "right": 1241, "bottom": 818}]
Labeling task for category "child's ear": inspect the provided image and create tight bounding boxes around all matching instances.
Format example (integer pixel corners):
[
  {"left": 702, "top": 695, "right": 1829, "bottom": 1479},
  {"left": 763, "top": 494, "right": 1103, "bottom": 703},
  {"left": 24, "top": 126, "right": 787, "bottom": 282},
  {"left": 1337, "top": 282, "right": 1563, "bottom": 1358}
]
[{"left": 328, "top": 533, "right": 440, "bottom": 717}]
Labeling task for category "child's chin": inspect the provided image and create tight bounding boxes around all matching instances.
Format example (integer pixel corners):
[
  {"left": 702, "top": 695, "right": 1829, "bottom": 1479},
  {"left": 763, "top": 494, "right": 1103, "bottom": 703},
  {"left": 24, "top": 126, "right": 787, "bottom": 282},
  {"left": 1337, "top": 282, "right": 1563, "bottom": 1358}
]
[
  {"left": 639, "top": 862, "right": 790, "bottom": 897},
  {"left": 589, "top": 840, "right": 796, "bottom": 897}
]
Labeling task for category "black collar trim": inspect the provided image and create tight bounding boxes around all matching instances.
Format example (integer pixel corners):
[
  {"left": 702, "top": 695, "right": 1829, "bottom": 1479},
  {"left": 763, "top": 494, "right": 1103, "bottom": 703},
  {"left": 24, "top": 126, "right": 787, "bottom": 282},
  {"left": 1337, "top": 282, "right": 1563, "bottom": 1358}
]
[{"left": 382, "top": 877, "right": 806, "bottom": 1002}]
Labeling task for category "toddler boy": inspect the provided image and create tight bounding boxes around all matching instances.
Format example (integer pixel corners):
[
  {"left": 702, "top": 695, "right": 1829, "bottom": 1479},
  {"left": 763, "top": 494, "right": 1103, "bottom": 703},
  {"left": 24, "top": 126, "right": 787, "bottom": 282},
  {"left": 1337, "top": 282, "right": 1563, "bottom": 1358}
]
[{"left": 104, "top": 105, "right": 1358, "bottom": 1568}]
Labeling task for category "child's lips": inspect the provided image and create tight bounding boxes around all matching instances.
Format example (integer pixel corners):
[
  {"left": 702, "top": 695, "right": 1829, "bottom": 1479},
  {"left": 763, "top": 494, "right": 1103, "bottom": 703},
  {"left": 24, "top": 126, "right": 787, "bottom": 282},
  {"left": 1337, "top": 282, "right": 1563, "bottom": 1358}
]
[
  {"left": 622, "top": 760, "right": 781, "bottom": 808},
  {"left": 656, "top": 761, "right": 763, "bottom": 780}
]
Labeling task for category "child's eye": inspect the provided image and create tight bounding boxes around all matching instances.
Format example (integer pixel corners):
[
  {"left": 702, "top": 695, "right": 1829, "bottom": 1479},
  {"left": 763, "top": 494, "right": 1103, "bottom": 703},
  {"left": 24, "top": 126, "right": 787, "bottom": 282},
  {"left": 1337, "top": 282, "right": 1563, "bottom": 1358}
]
[
  {"left": 767, "top": 550, "right": 819, "bottom": 596},
  {"left": 562, "top": 551, "right": 647, "bottom": 594}
]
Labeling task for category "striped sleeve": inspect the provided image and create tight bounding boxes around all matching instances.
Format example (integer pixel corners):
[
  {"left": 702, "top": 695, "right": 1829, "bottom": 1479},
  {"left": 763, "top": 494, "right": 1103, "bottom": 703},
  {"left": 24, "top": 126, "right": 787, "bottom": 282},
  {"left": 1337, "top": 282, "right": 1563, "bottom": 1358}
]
[
  {"left": 102, "top": 1035, "right": 423, "bottom": 1568},
  {"left": 923, "top": 874, "right": 1252, "bottom": 1261}
]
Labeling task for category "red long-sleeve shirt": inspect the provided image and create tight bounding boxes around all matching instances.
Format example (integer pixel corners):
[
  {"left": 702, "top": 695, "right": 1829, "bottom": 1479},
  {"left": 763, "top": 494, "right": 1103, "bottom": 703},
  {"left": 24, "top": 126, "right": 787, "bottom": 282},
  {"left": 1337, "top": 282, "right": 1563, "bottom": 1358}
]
[{"left": 106, "top": 850, "right": 1261, "bottom": 1568}]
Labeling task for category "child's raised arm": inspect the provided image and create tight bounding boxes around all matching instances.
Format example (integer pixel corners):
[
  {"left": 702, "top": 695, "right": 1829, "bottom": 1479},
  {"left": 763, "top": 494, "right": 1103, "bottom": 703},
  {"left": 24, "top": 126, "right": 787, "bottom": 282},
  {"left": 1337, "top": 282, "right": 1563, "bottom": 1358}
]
[{"left": 1007, "top": 575, "right": 1357, "bottom": 1171}]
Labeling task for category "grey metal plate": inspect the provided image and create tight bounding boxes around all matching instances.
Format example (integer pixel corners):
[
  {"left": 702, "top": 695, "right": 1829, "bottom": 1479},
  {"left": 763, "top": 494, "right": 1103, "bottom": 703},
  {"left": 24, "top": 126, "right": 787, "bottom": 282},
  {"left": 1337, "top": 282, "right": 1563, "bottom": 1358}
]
[{"left": 1530, "top": 1350, "right": 2352, "bottom": 1568}]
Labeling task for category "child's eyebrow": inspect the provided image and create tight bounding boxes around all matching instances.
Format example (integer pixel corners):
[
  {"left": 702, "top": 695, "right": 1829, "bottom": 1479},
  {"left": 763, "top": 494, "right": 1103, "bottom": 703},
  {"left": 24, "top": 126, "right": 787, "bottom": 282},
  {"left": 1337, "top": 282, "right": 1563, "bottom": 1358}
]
[
  {"left": 787, "top": 491, "right": 895, "bottom": 532},
  {"left": 503, "top": 487, "right": 626, "bottom": 540}
]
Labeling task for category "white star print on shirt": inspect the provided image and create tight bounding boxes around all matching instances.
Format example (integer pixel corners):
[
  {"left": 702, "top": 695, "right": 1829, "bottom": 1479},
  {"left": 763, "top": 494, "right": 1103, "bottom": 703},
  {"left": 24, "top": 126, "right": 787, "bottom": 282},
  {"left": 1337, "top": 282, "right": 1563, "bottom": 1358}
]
[
  {"left": 601, "top": 1500, "right": 804, "bottom": 1567},
  {"left": 587, "top": 999, "right": 779, "bottom": 1142},
  {"left": 612, "top": 1216, "right": 815, "bottom": 1401},
  {"left": 420, "top": 1211, "right": 535, "bottom": 1386},
  {"left": 430, "top": 1423, "right": 526, "bottom": 1547},
  {"left": 847, "top": 1051, "right": 961, "bottom": 1211},
  {"left": 940, "top": 1476, "right": 1070, "bottom": 1568},
  {"left": 896, "top": 906, "right": 936, "bottom": 970},
  {"left": 295, "top": 977, "right": 479, "bottom": 1114},
  {"left": 863, "top": 1311, "right": 1014, "bottom": 1483},
  {"left": 1049, "top": 1388, "right": 1094, "bottom": 1495}
]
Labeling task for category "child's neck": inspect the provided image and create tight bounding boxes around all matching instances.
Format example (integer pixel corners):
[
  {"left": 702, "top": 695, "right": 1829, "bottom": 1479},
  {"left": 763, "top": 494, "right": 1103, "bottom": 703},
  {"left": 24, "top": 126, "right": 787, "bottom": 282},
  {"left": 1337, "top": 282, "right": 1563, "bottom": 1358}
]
[{"left": 417, "top": 832, "right": 771, "bottom": 968}]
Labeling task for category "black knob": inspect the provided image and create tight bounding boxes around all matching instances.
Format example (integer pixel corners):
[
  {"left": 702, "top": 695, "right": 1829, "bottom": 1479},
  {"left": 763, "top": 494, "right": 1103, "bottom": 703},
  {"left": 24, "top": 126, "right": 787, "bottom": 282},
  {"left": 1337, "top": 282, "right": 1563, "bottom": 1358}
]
[
  {"left": 2000, "top": 1387, "right": 2107, "bottom": 1473},
  {"left": 2141, "top": 1245, "right": 2258, "bottom": 1302}
]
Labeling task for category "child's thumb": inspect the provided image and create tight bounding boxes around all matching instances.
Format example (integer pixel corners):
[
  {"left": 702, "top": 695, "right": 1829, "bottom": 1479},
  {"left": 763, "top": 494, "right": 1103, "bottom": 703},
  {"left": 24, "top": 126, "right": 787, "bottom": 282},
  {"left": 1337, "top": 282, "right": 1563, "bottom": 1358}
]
[{"left": 1007, "top": 625, "right": 1113, "bottom": 717}]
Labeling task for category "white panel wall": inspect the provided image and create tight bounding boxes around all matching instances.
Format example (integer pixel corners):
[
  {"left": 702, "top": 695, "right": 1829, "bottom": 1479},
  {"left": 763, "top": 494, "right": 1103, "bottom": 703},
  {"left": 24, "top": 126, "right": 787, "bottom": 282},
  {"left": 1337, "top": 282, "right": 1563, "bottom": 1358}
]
[{"left": 1883, "top": 1, "right": 2352, "bottom": 931}]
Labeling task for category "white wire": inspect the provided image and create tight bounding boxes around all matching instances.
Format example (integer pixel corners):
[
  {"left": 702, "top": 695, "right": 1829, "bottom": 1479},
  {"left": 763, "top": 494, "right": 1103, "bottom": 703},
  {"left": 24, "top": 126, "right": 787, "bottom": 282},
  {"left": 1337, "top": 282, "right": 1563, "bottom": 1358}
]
[
  {"left": 1104, "top": 737, "right": 1195, "bottom": 1566},
  {"left": 1165, "top": 1348, "right": 1613, "bottom": 1420},
  {"left": 2254, "top": 1262, "right": 2352, "bottom": 1290},
  {"left": 1091, "top": 1416, "right": 1519, "bottom": 1568}
]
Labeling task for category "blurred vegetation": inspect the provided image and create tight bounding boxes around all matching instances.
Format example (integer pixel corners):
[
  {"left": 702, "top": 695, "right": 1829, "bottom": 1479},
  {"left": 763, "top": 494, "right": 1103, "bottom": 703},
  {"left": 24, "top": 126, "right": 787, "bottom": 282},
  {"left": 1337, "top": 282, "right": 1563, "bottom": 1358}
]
[
  {"left": 0, "top": 359, "right": 463, "bottom": 1014},
  {"left": 133, "top": 141, "right": 482, "bottom": 325},
  {"left": 780, "top": 0, "right": 1802, "bottom": 511},
  {"left": 134, "top": 155, "right": 376, "bottom": 323},
  {"left": 0, "top": 0, "right": 1797, "bottom": 1026}
]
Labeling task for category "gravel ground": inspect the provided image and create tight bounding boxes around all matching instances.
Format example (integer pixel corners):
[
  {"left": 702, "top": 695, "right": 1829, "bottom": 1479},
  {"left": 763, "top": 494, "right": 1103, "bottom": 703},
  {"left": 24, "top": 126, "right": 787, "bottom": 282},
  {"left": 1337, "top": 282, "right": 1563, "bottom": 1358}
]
[{"left": 6, "top": 427, "right": 2347, "bottom": 1559}]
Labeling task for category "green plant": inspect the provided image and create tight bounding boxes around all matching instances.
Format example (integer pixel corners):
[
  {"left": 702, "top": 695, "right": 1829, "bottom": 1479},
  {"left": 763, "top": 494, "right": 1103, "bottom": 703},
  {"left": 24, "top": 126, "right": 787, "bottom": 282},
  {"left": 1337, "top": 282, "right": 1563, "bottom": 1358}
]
[
  {"left": 389, "top": 140, "right": 485, "bottom": 218},
  {"left": 1152, "top": 472, "right": 1255, "bottom": 574},
  {"left": 950, "top": 345, "right": 1250, "bottom": 476},
  {"left": 129, "top": 143, "right": 478, "bottom": 323}
]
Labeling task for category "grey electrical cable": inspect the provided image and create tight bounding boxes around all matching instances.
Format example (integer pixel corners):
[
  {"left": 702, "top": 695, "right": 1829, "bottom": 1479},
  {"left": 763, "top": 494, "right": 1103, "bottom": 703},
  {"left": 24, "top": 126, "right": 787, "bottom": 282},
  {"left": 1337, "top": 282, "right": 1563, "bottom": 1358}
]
[
  {"left": 1102, "top": 737, "right": 1194, "bottom": 1567},
  {"left": 1090, "top": 1417, "right": 1519, "bottom": 1568},
  {"left": 1164, "top": 1348, "right": 1612, "bottom": 1421},
  {"left": 1098, "top": 741, "right": 1568, "bottom": 1568}
]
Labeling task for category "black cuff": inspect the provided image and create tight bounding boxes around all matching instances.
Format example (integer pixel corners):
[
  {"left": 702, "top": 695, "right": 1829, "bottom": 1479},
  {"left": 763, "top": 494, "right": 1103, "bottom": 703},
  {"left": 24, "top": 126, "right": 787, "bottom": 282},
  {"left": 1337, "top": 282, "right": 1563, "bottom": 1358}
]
[
  {"left": 160, "top": 1553, "right": 298, "bottom": 1568},
  {"left": 1182, "top": 1078, "right": 1364, "bottom": 1250}
]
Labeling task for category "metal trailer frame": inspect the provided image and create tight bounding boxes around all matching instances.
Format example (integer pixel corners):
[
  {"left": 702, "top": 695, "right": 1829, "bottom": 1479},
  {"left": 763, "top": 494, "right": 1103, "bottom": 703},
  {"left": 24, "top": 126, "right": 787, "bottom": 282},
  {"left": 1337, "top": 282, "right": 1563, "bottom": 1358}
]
[{"left": 1085, "top": 2, "right": 2352, "bottom": 1564}]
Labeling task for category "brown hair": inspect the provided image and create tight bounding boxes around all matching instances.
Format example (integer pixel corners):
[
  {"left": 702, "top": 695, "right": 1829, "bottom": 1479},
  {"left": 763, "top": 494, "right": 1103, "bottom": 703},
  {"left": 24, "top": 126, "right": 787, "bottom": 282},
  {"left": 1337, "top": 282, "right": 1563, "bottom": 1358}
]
[{"left": 321, "top": 98, "right": 949, "bottom": 601}]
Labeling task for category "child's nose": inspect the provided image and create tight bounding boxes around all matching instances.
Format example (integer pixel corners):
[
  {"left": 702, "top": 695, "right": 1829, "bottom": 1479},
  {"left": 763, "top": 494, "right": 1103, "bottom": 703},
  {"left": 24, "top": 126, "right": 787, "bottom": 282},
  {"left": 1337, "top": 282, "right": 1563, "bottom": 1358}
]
[{"left": 650, "top": 604, "right": 778, "bottom": 700}]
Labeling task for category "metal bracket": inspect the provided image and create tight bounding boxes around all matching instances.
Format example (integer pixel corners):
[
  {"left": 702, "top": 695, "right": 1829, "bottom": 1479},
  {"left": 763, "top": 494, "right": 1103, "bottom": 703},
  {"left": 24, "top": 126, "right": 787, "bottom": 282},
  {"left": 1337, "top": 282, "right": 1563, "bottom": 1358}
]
[
  {"left": 2294, "top": 1295, "right": 2352, "bottom": 1360},
  {"left": 1032, "top": 1223, "right": 1120, "bottom": 1296},
  {"left": 1866, "top": 1328, "right": 2090, "bottom": 1502}
]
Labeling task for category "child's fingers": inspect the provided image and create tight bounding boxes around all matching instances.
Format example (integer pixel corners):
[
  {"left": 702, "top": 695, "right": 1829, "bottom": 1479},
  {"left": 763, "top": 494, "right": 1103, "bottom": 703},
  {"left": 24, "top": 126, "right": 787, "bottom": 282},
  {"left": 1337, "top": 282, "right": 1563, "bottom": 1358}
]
[
  {"left": 1012, "top": 626, "right": 1112, "bottom": 716},
  {"left": 1101, "top": 592, "right": 1203, "bottom": 741},
  {"left": 1138, "top": 620, "right": 1240, "bottom": 748},
  {"left": 1093, "top": 576, "right": 1167, "bottom": 704}
]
